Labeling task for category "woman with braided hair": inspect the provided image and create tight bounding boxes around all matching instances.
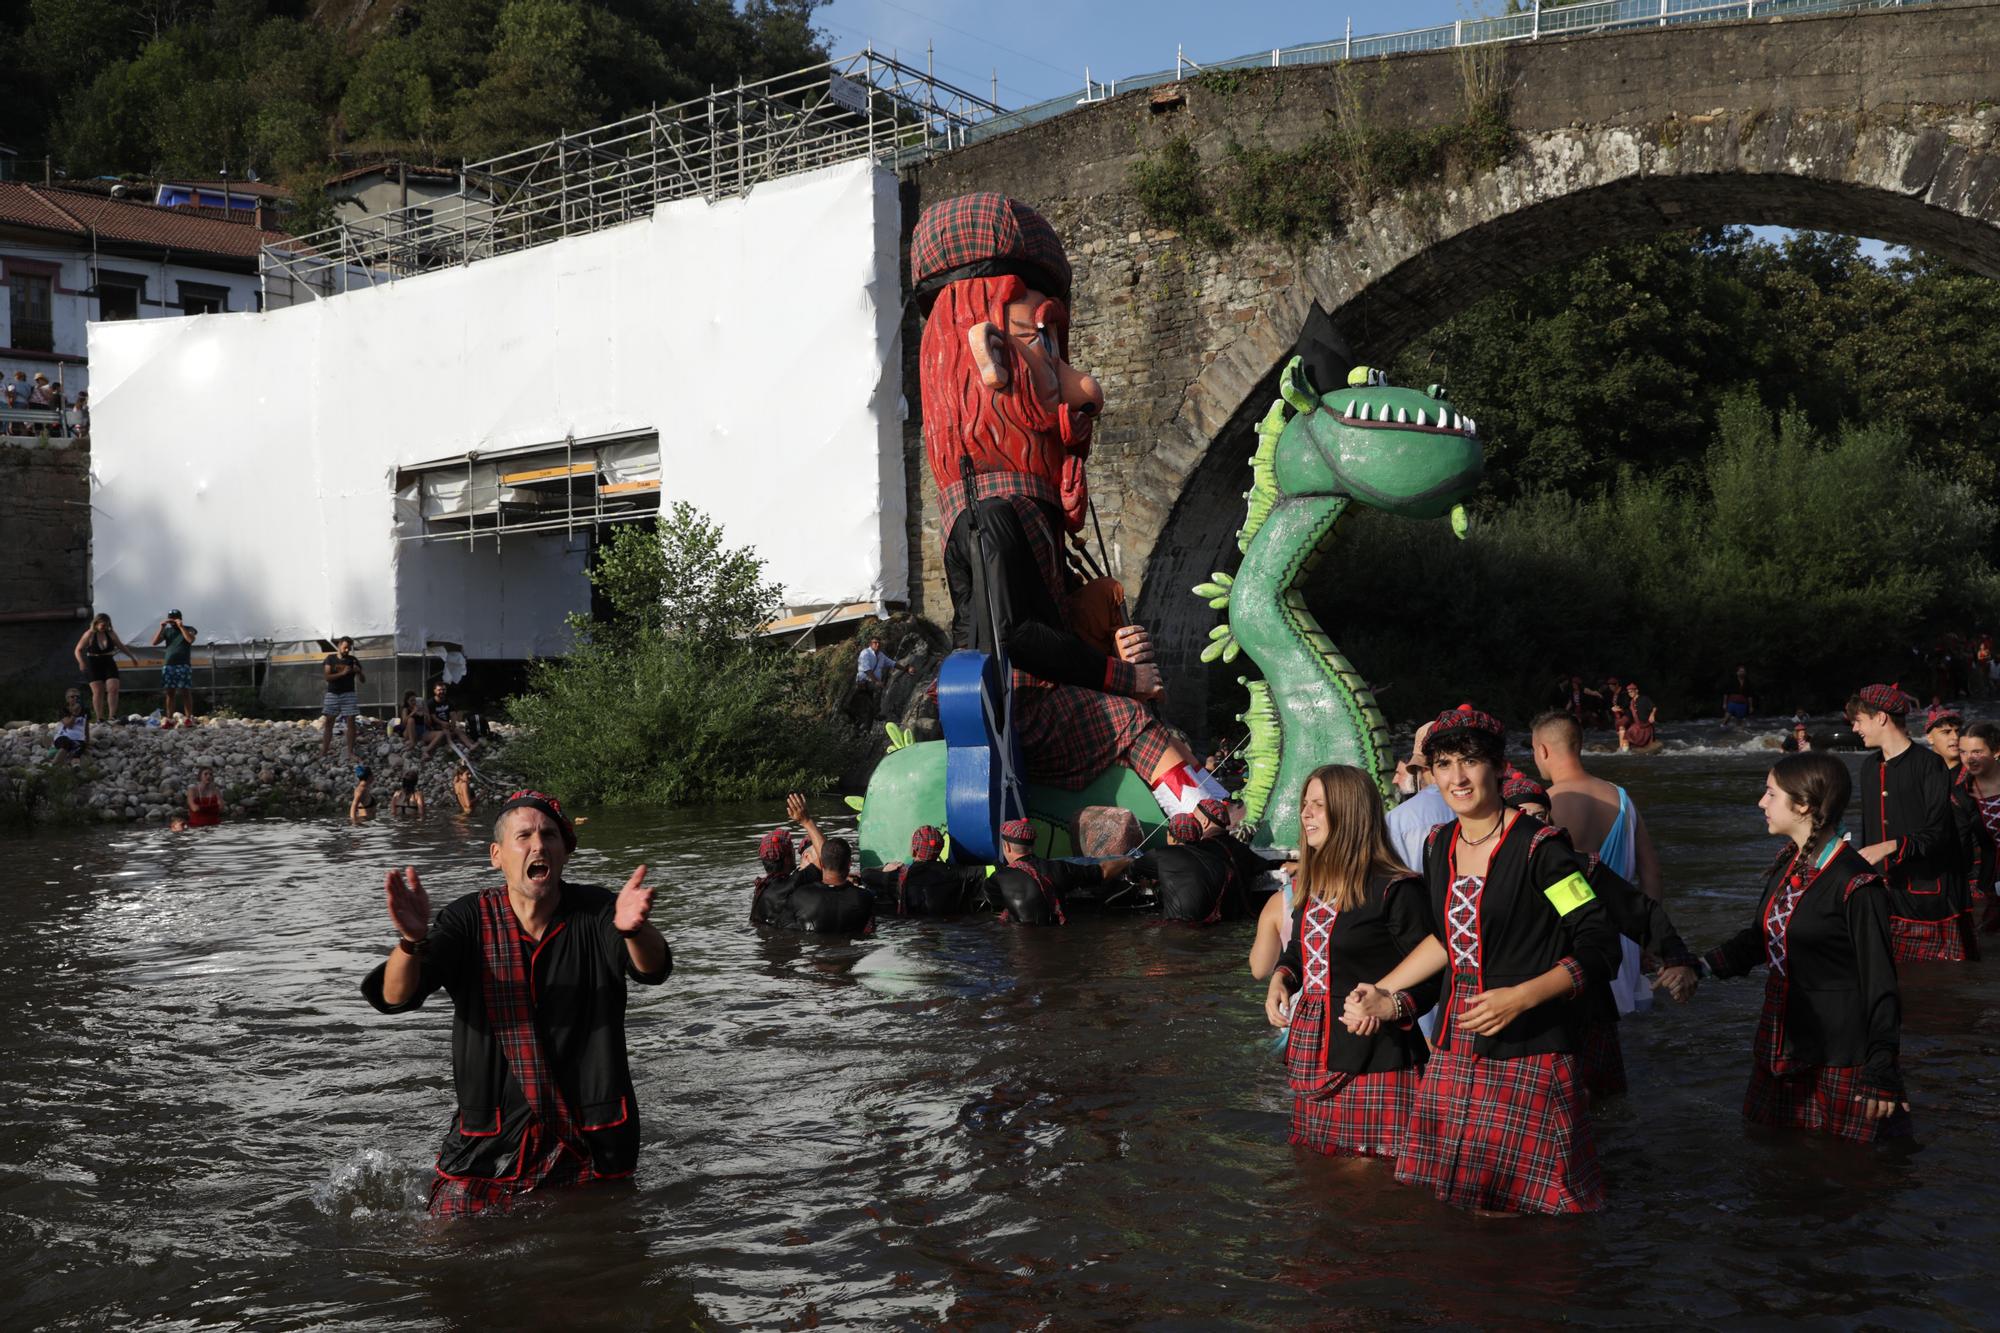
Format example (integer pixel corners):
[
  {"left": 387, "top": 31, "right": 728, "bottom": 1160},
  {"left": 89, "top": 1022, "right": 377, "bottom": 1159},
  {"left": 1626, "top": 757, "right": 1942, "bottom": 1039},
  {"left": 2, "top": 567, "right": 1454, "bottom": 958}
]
[
  {"left": 1696, "top": 753, "right": 1911, "bottom": 1143},
  {"left": 1344, "top": 706, "right": 1621, "bottom": 1214}
]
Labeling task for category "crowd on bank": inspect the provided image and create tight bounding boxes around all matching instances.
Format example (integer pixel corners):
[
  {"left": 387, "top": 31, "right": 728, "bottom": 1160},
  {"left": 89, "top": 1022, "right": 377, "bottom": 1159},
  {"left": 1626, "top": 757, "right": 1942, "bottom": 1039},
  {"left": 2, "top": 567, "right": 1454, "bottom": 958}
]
[{"left": 2, "top": 371, "right": 87, "bottom": 436}]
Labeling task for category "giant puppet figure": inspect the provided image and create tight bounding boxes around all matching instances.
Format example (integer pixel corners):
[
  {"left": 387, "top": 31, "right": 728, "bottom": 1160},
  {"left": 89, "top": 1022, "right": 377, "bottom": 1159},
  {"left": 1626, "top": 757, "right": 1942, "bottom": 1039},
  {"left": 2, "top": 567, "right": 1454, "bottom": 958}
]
[
  {"left": 909, "top": 192, "right": 1224, "bottom": 819},
  {"left": 854, "top": 200, "right": 1489, "bottom": 865}
]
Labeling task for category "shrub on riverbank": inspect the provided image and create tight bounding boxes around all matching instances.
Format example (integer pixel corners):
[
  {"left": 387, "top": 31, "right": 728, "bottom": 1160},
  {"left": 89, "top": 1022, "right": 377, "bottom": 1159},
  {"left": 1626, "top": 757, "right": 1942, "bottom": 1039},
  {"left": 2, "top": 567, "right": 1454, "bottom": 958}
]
[
  {"left": 1304, "top": 396, "right": 2000, "bottom": 722},
  {"left": 504, "top": 505, "right": 857, "bottom": 806}
]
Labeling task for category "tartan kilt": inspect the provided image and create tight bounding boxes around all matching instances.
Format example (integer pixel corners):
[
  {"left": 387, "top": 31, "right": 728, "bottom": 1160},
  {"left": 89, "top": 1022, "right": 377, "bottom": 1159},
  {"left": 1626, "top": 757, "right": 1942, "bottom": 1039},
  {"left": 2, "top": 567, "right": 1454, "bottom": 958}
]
[
  {"left": 1743, "top": 1064, "right": 1913, "bottom": 1144},
  {"left": 1888, "top": 912, "right": 1973, "bottom": 963},
  {"left": 1578, "top": 1020, "right": 1629, "bottom": 1101},
  {"left": 1290, "top": 1066, "right": 1422, "bottom": 1159},
  {"left": 1394, "top": 990, "right": 1603, "bottom": 1214},
  {"left": 1013, "top": 678, "right": 1175, "bottom": 789},
  {"left": 428, "top": 1135, "right": 586, "bottom": 1216}
]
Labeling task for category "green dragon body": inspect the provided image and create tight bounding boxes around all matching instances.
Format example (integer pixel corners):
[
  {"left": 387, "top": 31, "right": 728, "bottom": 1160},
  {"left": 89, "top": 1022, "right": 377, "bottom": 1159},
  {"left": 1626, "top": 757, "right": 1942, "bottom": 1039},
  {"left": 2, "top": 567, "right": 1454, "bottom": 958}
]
[
  {"left": 853, "top": 357, "right": 1483, "bottom": 865},
  {"left": 1197, "top": 358, "right": 1485, "bottom": 848}
]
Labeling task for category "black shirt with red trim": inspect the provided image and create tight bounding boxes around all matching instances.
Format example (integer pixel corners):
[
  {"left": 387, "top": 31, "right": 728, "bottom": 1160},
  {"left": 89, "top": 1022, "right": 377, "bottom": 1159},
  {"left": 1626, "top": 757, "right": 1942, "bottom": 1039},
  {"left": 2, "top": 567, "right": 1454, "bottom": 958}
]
[
  {"left": 1273, "top": 872, "right": 1441, "bottom": 1075},
  {"left": 361, "top": 882, "right": 671, "bottom": 1181},
  {"left": 1859, "top": 743, "right": 1965, "bottom": 925},
  {"left": 1702, "top": 843, "right": 1903, "bottom": 1100},
  {"left": 1419, "top": 815, "right": 1622, "bottom": 1059}
]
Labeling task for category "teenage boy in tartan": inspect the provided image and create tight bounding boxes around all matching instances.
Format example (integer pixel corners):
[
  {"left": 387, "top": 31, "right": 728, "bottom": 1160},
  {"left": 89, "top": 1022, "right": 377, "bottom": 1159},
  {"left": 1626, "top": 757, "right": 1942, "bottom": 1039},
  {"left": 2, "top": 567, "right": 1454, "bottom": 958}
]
[{"left": 363, "top": 791, "right": 671, "bottom": 1214}]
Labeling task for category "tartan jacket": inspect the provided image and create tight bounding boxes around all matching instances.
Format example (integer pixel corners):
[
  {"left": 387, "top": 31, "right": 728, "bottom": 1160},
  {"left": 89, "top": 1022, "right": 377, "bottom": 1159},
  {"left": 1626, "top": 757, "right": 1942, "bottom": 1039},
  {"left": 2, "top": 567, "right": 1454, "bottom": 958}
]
[{"left": 363, "top": 883, "right": 671, "bottom": 1180}]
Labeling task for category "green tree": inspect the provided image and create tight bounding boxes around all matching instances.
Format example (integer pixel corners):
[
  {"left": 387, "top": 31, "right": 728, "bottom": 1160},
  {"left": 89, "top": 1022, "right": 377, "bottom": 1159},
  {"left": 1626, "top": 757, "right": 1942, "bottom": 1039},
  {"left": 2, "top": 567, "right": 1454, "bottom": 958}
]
[{"left": 505, "top": 505, "right": 857, "bottom": 806}]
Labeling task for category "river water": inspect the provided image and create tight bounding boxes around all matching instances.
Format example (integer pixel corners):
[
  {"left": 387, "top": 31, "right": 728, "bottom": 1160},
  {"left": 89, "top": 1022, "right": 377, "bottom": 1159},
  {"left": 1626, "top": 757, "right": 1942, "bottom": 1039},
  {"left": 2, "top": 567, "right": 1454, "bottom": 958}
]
[{"left": 4, "top": 728, "right": 1996, "bottom": 1329}]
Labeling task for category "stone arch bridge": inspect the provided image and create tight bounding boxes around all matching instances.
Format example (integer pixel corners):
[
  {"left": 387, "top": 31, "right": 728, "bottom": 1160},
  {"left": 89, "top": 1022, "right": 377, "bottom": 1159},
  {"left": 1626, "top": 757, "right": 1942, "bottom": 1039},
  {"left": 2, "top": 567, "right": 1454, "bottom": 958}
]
[{"left": 898, "top": 0, "right": 2000, "bottom": 737}]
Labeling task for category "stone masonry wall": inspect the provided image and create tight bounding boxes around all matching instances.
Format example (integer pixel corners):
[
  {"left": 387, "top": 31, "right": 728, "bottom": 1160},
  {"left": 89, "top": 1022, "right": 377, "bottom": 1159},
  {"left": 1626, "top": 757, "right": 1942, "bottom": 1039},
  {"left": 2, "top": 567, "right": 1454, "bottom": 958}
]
[{"left": 0, "top": 441, "right": 91, "bottom": 689}]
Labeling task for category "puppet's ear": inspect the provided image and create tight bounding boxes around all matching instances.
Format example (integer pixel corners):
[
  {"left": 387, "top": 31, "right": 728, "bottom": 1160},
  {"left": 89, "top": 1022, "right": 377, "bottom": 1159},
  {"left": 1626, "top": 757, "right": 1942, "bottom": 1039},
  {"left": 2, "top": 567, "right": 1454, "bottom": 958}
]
[{"left": 967, "top": 322, "right": 1011, "bottom": 391}]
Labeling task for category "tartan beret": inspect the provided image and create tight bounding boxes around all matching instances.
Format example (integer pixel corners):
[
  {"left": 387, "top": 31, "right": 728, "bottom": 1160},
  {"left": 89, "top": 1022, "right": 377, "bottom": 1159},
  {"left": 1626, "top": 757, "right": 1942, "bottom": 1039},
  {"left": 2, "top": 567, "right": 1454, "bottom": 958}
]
[
  {"left": 1924, "top": 704, "right": 1963, "bottom": 733},
  {"left": 1195, "top": 798, "right": 1230, "bottom": 829},
  {"left": 1501, "top": 769, "right": 1550, "bottom": 809},
  {"left": 1857, "top": 684, "right": 1913, "bottom": 718},
  {"left": 1429, "top": 704, "right": 1505, "bottom": 744},
  {"left": 758, "top": 828, "right": 795, "bottom": 869},
  {"left": 911, "top": 192, "right": 1072, "bottom": 311},
  {"left": 999, "top": 817, "right": 1036, "bottom": 845},
  {"left": 1167, "top": 813, "right": 1204, "bottom": 844},
  {"left": 496, "top": 789, "right": 575, "bottom": 852},
  {"left": 910, "top": 825, "right": 944, "bottom": 861}
]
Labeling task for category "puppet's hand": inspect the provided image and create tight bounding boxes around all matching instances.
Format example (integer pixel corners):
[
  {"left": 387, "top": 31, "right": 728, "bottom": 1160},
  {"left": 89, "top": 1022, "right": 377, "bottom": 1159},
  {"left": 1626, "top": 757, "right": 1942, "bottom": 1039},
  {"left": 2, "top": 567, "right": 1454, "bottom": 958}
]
[{"left": 967, "top": 322, "right": 1010, "bottom": 390}]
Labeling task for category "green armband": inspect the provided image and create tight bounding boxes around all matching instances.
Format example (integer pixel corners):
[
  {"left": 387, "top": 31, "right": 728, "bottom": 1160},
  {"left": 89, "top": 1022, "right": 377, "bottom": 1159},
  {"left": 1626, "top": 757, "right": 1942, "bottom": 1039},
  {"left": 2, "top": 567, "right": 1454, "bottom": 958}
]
[{"left": 1543, "top": 871, "right": 1596, "bottom": 916}]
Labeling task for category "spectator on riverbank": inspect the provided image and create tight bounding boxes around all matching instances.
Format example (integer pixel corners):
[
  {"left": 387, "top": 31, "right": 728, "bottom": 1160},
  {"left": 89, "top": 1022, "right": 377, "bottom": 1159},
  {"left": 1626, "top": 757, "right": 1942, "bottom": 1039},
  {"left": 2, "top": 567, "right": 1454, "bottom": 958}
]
[
  {"left": 394, "top": 691, "right": 428, "bottom": 752},
  {"left": 151, "top": 610, "right": 199, "bottom": 725},
  {"left": 74, "top": 613, "right": 137, "bottom": 723},
  {"left": 321, "top": 637, "right": 365, "bottom": 761},
  {"left": 421, "top": 680, "right": 478, "bottom": 758},
  {"left": 52, "top": 690, "right": 88, "bottom": 762}
]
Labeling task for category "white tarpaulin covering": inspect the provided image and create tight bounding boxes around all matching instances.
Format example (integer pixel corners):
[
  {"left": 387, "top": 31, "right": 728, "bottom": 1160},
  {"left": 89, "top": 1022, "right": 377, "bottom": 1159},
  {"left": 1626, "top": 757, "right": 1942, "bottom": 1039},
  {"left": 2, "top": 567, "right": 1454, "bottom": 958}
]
[{"left": 88, "top": 158, "right": 905, "bottom": 658}]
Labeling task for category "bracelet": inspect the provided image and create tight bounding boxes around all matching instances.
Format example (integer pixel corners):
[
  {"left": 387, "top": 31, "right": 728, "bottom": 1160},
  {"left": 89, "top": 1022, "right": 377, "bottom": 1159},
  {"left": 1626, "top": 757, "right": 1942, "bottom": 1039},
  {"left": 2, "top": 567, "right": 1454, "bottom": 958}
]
[
  {"left": 397, "top": 935, "right": 429, "bottom": 956},
  {"left": 1392, "top": 990, "right": 1418, "bottom": 1024}
]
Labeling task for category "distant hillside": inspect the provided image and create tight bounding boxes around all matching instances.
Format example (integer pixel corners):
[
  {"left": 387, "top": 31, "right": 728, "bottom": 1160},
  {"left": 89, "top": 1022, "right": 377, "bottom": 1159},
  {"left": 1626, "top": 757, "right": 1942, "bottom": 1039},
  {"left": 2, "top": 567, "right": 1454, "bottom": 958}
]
[{"left": 6, "top": 0, "right": 828, "bottom": 229}]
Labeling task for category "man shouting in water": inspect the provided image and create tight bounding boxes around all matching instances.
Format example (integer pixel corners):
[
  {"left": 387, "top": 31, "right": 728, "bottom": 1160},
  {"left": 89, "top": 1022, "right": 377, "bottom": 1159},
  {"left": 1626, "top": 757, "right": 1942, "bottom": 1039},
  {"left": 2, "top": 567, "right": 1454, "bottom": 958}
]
[{"left": 362, "top": 790, "right": 671, "bottom": 1214}]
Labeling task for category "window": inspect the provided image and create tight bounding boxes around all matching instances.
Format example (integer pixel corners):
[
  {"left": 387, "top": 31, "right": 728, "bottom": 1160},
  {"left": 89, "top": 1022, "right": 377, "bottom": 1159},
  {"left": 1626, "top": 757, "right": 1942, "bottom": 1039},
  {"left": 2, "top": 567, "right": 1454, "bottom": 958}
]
[
  {"left": 179, "top": 282, "right": 227, "bottom": 316},
  {"left": 9, "top": 271, "right": 52, "bottom": 350},
  {"left": 96, "top": 272, "right": 144, "bottom": 322}
]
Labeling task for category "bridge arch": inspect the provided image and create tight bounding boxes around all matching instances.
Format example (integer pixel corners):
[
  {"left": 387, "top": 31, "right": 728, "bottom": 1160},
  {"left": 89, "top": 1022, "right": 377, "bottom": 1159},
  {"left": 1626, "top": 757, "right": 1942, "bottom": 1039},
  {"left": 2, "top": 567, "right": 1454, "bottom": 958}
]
[{"left": 902, "top": 2, "right": 2000, "bottom": 737}]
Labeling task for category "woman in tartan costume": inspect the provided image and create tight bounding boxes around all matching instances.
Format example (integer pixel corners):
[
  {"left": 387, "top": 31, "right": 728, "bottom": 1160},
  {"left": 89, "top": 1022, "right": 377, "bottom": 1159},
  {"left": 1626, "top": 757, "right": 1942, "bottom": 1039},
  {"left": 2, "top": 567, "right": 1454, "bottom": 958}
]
[
  {"left": 911, "top": 192, "right": 1223, "bottom": 816},
  {"left": 1263, "top": 765, "right": 1438, "bottom": 1158},
  {"left": 1699, "top": 753, "right": 1912, "bottom": 1143},
  {"left": 1345, "top": 708, "right": 1621, "bottom": 1214}
]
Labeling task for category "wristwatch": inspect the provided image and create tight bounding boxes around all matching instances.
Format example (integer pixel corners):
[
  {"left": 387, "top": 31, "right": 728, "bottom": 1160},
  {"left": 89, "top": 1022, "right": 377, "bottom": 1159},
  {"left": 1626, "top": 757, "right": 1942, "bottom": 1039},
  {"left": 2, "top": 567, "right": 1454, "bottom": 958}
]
[{"left": 397, "top": 935, "right": 429, "bottom": 956}]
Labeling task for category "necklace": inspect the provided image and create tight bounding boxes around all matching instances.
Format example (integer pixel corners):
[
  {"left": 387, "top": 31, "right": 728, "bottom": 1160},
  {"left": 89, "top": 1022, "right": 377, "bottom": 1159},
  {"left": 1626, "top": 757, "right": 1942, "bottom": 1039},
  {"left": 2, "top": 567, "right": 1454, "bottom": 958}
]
[{"left": 1459, "top": 812, "right": 1506, "bottom": 847}]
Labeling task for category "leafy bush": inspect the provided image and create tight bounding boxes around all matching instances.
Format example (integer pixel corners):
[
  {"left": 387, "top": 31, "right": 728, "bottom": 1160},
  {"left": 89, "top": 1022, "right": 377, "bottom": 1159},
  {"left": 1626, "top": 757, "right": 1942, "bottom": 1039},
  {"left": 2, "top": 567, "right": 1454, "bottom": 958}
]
[
  {"left": 504, "top": 503, "right": 857, "bottom": 806},
  {"left": 1299, "top": 396, "right": 2000, "bottom": 721}
]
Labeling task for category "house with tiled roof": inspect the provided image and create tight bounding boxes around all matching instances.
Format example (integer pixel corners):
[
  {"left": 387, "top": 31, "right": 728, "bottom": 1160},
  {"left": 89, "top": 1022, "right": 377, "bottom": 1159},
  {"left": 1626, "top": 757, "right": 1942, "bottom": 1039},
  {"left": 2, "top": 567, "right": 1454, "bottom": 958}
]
[{"left": 0, "top": 181, "right": 298, "bottom": 394}]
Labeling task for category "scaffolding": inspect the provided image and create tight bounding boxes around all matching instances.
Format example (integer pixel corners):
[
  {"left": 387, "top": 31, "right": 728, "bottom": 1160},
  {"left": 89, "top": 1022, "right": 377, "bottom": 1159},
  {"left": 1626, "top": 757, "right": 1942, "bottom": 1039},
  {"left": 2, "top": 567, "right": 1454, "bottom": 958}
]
[{"left": 261, "top": 49, "right": 1001, "bottom": 305}]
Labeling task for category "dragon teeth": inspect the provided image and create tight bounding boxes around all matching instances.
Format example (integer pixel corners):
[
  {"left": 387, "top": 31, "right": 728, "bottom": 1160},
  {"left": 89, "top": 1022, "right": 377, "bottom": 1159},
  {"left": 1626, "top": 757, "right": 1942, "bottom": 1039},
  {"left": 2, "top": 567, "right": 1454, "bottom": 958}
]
[
  {"left": 1415, "top": 408, "right": 1428, "bottom": 426},
  {"left": 1396, "top": 407, "right": 1408, "bottom": 423}
]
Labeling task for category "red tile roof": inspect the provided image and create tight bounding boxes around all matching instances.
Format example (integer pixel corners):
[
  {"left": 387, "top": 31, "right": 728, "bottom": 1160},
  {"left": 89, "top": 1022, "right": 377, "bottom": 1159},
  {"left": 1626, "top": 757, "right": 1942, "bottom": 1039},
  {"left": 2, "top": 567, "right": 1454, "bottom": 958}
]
[
  {"left": 326, "top": 161, "right": 461, "bottom": 187},
  {"left": 157, "top": 178, "right": 293, "bottom": 200},
  {"left": 0, "top": 182, "right": 298, "bottom": 261}
]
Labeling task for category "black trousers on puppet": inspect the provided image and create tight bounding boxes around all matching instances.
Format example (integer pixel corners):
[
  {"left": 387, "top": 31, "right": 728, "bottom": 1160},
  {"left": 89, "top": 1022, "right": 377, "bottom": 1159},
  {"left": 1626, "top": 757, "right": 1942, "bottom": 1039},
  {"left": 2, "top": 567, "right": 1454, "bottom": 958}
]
[{"left": 944, "top": 496, "right": 1106, "bottom": 691}]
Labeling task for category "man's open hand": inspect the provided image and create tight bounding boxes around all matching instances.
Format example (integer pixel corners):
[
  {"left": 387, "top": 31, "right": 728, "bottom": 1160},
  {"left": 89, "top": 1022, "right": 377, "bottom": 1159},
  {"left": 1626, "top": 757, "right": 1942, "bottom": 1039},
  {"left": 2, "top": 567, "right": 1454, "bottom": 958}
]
[
  {"left": 614, "top": 865, "right": 654, "bottom": 935},
  {"left": 386, "top": 865, "right": 431, "bottom": 941}
]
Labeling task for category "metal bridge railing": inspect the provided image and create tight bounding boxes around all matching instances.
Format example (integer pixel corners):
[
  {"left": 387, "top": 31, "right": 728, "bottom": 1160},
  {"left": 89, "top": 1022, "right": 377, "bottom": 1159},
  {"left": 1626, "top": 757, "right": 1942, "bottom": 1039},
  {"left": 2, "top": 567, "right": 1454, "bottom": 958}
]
[
  {"left": 260, "top": 0, "right": 1931, "bottom": 302},
  {"left": 260, "top": 48, "right": 1002, "bottom": 304},
  {"left": 978, "top": 0, "right": 1924, "bottom": 139}
]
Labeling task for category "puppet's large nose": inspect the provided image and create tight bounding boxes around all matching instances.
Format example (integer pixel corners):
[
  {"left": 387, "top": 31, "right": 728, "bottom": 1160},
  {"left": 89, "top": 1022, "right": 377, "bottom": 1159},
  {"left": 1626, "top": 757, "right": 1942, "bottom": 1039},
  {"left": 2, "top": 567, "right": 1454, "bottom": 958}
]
[{"left": 1056, "top": 358, "right": 1103, "bottom": 418}]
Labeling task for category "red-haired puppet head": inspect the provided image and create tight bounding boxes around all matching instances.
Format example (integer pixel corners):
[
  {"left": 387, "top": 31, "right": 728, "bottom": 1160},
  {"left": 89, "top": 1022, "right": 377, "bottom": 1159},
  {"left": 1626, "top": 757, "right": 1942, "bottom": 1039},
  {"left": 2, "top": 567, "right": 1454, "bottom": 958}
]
[{"left": 913, "top": 193, "right": 1105, "bottom": 542}]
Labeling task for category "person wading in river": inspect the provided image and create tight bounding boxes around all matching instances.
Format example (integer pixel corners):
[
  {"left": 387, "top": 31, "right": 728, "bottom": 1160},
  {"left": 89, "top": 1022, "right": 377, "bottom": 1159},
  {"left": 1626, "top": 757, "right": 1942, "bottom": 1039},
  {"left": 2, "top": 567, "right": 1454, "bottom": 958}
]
[
  {"left": 363, "top": 790, "right": 671, "bottom": 1215},
  {"left": 1344, "top": 706, "right": 1620, "bottom": 1215},
  {"left": 1696, "top": 753, "right": 1910, "bottom": 1144},
  {"left": 1847, "top": 684, "right": 1972, "bottom": 962}
]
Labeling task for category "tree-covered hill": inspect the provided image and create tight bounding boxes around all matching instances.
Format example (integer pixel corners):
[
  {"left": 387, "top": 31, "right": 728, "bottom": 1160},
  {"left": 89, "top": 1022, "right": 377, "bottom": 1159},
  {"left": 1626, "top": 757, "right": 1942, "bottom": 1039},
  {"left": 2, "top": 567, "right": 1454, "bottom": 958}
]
[{"left": 3, "top": 0, "right": 827, "bottom": 220}]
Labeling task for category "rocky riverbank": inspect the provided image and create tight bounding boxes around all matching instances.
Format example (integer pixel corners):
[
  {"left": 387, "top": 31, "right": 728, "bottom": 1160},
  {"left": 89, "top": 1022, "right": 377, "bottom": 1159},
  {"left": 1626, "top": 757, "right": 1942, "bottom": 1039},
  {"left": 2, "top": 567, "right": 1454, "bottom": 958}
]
[{"left": 0, "top": 716, "right": 510, "bottom": 824}]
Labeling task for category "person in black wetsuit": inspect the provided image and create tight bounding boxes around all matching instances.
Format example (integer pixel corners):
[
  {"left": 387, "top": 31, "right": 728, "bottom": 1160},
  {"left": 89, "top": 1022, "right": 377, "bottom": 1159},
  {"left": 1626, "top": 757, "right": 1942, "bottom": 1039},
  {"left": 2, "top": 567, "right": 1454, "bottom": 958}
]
[
  {"left": 988, "top": 818, "right": 1133, "bottom": 926},
  {"left": 1131, "top": 812, "right": 1243, "bottom": 923},
  {"left": 1194, "top": 796, "right": 1290, "bottom": 902},
  {"left": 762, "top": 837, "right": 875, "bottom": 935},
  {"left": 887, "top": 825, "right": 990, "bottom": 916},
  {"left": 750, "top": 827, "right": 808, "bottom": 925}
]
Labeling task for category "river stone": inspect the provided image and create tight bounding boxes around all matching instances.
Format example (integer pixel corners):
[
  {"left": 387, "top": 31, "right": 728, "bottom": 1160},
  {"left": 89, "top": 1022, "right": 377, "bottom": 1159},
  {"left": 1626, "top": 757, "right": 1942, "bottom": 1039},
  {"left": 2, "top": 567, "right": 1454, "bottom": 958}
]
[{"left": 1075, "top": 806, "right": 1141, "bottom": 858}]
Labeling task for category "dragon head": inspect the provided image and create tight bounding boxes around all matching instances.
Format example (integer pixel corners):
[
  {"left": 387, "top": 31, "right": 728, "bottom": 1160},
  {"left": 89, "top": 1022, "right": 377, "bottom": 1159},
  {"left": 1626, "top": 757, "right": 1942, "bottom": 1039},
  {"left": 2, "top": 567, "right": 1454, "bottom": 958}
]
[{"left": 1270, "top": 360, "right": 1484, "bottom": 518}]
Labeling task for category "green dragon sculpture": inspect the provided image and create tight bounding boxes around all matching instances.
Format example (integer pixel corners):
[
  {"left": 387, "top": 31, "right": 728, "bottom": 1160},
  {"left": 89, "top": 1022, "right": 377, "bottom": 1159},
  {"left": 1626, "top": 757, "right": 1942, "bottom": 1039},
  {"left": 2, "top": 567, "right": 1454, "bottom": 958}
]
[
  {"left": 853, "top": 358, "right": 1484, "bottom": 864},
  {"left": 1196, "top": 357, "right": 1484, "bottom": 849}
]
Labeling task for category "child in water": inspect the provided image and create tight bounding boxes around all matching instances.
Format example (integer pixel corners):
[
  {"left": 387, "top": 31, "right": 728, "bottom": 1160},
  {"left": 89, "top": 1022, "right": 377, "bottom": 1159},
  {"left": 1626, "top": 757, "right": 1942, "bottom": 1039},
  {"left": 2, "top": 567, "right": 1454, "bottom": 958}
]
[
  {"left": 452, "top": 763, "right": 477, "bottom": 814},
  {"left": 349, "top": 765, "right": 377, "bottom": 822},
  {"left": 390, "top": 771, "right": 424, "bottom": 817}
]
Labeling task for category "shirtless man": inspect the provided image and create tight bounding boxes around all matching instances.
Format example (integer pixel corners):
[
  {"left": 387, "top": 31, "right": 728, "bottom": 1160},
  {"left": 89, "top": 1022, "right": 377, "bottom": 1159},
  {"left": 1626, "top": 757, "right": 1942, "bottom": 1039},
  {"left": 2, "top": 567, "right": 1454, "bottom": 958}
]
[{"left": 1530, "top": 712, "right": 1693, "bottom": 1002}]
